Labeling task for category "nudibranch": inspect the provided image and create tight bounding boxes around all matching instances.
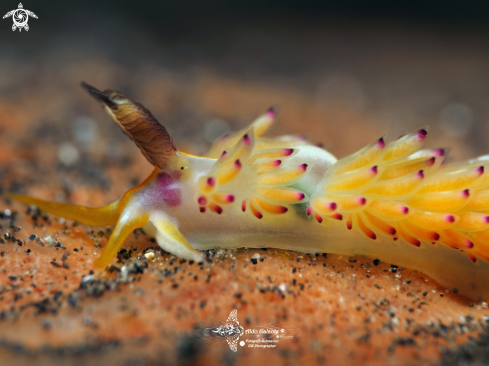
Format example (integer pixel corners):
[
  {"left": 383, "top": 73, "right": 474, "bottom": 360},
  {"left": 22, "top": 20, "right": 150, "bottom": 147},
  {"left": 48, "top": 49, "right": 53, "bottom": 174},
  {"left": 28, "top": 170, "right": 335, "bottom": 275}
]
[{"left": 8, "top": 83, "right": 489, "bottom": 301}]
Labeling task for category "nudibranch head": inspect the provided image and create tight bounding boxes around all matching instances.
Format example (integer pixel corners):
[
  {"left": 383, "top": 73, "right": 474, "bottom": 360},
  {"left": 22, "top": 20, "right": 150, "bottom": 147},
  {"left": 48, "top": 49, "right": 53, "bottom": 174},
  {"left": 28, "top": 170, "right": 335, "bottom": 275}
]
[{"left": 155, "top": 171, "right": 182, "bottom": 207}]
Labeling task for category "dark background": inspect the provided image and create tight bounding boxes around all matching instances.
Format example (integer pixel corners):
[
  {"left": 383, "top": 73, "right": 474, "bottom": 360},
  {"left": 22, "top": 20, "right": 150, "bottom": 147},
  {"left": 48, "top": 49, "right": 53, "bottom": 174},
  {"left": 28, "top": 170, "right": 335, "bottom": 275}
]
[{"left": 4, "top": 0, "right": 489, "bottom": 35}]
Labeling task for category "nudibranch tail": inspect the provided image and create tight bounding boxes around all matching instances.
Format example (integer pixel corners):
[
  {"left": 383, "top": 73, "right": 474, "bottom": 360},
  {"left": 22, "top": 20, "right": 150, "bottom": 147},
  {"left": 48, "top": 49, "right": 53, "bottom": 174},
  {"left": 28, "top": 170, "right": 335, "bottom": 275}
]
[{"left": 7, "top": 193, "right": 120, "bottom": 227}]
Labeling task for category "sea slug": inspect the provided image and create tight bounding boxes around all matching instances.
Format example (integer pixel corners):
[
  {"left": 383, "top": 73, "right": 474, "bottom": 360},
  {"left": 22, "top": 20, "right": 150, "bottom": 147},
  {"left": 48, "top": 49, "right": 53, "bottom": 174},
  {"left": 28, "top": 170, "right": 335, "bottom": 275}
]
[{"left": 9, "top": 83, "right": 489, "bottom": 301}]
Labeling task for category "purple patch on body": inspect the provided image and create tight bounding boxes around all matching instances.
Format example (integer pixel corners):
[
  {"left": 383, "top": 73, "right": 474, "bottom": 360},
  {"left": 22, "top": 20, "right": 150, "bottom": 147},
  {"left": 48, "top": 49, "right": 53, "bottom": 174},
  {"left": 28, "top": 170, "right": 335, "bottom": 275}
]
[{"left": 156, "top": 172, "right": 181, "bottom": 206}]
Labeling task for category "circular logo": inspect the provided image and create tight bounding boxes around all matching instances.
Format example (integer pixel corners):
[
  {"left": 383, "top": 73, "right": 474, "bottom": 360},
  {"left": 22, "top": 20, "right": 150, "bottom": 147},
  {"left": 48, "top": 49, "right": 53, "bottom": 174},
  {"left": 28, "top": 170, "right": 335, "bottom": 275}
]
[
  {"left": 12, "top": 9, "right": 28, "bottom": 28},
  {"left": 239, "top": 341, "right": 245, "bottom": 347}
]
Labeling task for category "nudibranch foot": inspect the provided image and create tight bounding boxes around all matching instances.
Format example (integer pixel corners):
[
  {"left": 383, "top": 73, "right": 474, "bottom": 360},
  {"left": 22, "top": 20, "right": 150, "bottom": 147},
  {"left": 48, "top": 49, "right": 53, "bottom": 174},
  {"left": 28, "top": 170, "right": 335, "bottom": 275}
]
[{"left": 148, "top": 214, "right": 203, "bottom": 262}]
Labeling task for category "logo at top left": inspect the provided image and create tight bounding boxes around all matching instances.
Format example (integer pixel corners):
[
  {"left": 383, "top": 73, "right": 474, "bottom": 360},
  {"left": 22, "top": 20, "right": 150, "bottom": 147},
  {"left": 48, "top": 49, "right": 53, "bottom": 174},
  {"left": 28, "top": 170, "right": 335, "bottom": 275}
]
[{"left": 3, "top": 3, "right": 37, "bottom": 32}]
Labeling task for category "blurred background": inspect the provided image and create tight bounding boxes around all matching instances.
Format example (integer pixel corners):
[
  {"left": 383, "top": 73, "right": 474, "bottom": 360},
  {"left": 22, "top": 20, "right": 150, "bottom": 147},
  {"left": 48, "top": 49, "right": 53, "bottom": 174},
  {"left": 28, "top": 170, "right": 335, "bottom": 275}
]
[{"left": 1, "top": 0, "right": 489, "bottom": 195}]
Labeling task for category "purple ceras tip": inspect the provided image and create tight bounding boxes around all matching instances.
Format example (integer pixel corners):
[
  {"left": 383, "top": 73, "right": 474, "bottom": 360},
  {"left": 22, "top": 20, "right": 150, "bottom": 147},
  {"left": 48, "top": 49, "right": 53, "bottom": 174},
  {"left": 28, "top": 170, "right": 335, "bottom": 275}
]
[
  {"left": 417, "top": 129, "right": 428, "bottom": 139},
  {"left": 465, "top": 240, "right": 474, "bottom": 249},
  {"left": 266, "top": 106, "right": 276, "bottom": 118},
  {"left": 428, "top": 157, "right": 436, "bottom": 166},
  {"left": 243, "top": 134, "right": 251, "bottom": 144},
  {"left": 329, "top": 202, "right": 337, "bottom": 211},
  {"left": 284, "top": 148, "right": 294, "bottom": 156},
  {"left": 476, "top": 166, "right": 484, "bottom": 175},
  {"left": 417, "top": 170, "right": 424, "bottom": 179},
  {"left": 226, "top": 194, "right": 235, "bottom": 203},
  {"left": 207, "top": 177, "right": 216, "bottom": 187},
  {"left": 234, "top": 159, "right": 242, "bottom": 168},
  {"left": 401, "top": 206, "right": 409, "bottom": 214},
  {"left": 434, "top": 148, "right": 445, "bottom": 156},
  {"left": 445, "top": 215, "right": 455, "bottom": 223},
  {"left": 299, "top": 163, "right": 308, "bottom": 171},
  {"left": 306, "top": 205, "right": 312, "bottom": 216},
  {"left": 484, "top": 216, "right": 489, "bottom": 224},
  {"left": 376, "top": 137, "right": 385, "bottom": 148},
  {"left": 462, "top": 189, "right": 470, "bottom": 198},
  {"left": 370, "top": 166, "right": 378, "bottom": 174},
  {"left": 358, "top": 197, "right": 367, "bottom": 205},
  {"left": 197, "top": 196, "right": 207, "bottom": 206}
]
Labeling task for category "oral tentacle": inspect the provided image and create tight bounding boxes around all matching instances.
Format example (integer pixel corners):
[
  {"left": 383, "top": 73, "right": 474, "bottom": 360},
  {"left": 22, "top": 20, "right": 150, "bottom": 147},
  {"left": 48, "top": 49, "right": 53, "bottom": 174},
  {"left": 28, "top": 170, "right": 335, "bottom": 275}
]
[
  {"left": 94, "top": 209, "right": 149, "bottom": 269},
  {"left": 7, "top": 193, "right": 120, "bottom": 227}
]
